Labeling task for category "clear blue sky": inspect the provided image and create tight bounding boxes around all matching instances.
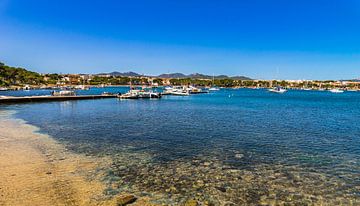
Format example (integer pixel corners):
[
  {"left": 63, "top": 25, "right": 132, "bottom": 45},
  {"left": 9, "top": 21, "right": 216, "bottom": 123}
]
[{"left": 0, "top": 0, "right": 359, "bottom": 80}]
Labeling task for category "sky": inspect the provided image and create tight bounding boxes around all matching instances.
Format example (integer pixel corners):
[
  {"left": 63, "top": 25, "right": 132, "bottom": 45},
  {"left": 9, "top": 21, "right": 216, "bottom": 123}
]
[{"left": 0, "top": 0, "right": 359, "bottom": 80}]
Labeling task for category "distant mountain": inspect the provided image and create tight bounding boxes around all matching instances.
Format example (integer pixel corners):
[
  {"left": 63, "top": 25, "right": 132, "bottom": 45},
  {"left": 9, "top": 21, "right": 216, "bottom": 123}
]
[
  {"left": 158, "top": 73, "right": 252, "bottom": 80},
  {"left": 230, "top": 75, "right": 252, "bottom": 80},
  {"left": 158, "top": 73, "right": 187, "bottom": 78},
  {"left": 98, "top": 71, "right": 141, "bottom": 77},
  {"left": 98, "top": 71, "right": 252, "bottom": 80}
]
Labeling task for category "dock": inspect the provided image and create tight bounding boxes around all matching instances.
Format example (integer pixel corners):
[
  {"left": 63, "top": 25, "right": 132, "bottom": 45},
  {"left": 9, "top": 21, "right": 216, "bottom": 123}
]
[{"left": 0, "top": 95, "right": 117, "bottom": 103}]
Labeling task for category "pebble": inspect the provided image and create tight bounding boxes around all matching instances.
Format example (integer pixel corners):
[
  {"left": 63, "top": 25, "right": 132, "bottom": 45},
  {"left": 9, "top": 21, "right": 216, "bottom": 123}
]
[
  {"left": 185, "top": 199, "right": 198, "bottom": 206},
  {"left": 116, "top": 194, "right": 137, "bottom": 206},
  {"left": 216, "top": 186, "right": 226, "bottom": 193},
  {"left": 235, "top": 154, "right": 244, "bottom": 159}
]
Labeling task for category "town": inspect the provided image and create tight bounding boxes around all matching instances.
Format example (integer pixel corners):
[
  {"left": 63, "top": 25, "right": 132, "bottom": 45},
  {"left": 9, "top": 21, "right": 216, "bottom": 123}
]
[{"left": 1, "top": 62, "right": 359, "bottom": 91}]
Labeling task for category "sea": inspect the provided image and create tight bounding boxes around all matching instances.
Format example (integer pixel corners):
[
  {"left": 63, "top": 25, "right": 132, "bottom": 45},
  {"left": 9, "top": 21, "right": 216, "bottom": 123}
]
[{"left": 1, "top": 87, "right": 360, "bottom": 205}]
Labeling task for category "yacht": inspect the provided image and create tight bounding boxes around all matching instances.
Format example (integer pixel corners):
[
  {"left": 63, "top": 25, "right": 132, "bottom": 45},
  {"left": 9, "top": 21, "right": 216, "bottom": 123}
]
[
  {"left": 119, "top": 87, "right": 161, "bottom": 99},
  {"left": 118, "top": 92, "right": 139, "bottom": 99},
  {"left": 329, "top": 88, "right": 344, "bottom": 93},
  {"left": 186, "top": 85, "right": 206, "bottom": 94},
  {"left": 209, "top": 87, "right": 220, "bottom": 91},
  {"left": 268, "top": 87, "right": 287, "bottom": 93},
  {"left": 74, "top": 85, "right": 89, "bottom": 90},
  {"left": 162, "top": 86, "right": 190, "bottom": 96},
  {"left": 51, "top": 90, "right": 76, "bottom": 96},
  {"left": 0, "top": 87, "right": 8, "bottom": 91}
]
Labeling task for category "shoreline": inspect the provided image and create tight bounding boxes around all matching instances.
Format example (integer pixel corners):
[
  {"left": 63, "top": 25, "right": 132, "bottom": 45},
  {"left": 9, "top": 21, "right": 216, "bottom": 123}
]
[{"left": 0, "top": 111, "right": 117, "bottom": 205}]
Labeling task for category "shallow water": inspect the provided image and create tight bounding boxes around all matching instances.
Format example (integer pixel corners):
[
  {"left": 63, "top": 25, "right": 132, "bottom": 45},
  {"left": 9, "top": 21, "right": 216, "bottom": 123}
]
[{"left": 1, "top": 88, "right": 360, "bottom": 205}]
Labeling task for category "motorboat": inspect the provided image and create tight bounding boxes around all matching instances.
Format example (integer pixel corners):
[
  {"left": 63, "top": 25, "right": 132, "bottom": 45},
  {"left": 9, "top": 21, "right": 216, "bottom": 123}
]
[
  {"left": 170, "top": 90, "right": 190, "bottom": 96},
  {"left": 268, "top": 87, "right": 287, "bottom": 93},
  {"left": 186, "top": 85, "right": 207, "bottom": 94},
  {"left": 170, "top": 86, "right": 190, "bottom": 96},
  {"left": 209, "top": 87, "right": 220, "bottom": 91},
  {"left": 329, "top": 88, "right": 344, "bottom": 93},
  {"left": 119, "top": 87, "right": 161, "bottom": 99},
  {"left": 74, "top": 85, "right": 89, "bottom": 90},
  {"left": 51, "top": 90, "right": 76, "bottom": 96}
]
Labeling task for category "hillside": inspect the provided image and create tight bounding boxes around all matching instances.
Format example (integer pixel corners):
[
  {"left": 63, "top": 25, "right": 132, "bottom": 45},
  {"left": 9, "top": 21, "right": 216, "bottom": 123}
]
[{"left": 0, "top": 62, "right": 44, "bottom": 86}]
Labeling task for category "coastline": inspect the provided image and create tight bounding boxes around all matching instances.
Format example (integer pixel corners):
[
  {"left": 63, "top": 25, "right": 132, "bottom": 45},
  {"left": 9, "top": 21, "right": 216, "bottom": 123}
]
[{"left": 0, "top": 111, "right": 120, "bottom": 206}]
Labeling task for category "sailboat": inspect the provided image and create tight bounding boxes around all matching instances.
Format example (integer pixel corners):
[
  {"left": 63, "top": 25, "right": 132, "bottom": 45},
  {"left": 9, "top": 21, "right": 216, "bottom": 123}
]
[{"left": 209, "top": 74, "right": 220, "bottom": 91}]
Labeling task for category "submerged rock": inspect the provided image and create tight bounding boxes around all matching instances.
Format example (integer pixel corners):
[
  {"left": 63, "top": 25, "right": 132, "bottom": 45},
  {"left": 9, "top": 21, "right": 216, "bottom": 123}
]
[
  {"left": 234, "top": 154, "right": 244, "bottom": 159},
  {"left": 216, "top": 186, "right": 227, "bottom": 193},
  {"left": 116, "top": 194, "right": 137, "bottom": 206},
  {"left": 185, "top": 199, "right": 199, "bottom": 206}
]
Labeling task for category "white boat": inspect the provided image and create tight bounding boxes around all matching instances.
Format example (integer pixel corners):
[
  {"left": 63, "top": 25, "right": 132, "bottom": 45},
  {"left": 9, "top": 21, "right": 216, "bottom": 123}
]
[
  {"left": 209, "top": 87, "right": 220, "bottom": 91},
  {"left": 121, "top": 87, "right": 161, "bottom": 99},
  {"left": 268, "top": 87, "right": 287, "bottom": 93},
  {"left": 186, "top": 85, "right": 206, "bottom": 94},
  {"left": 329, "top": 88, "right": 344, "bottom": 93},
  {"left": 163, "top": 86, "right": 190, "bottom": 96},
  {"left": 0, "top": 87, "right": 8, "bottom": 91},
  {"left": 51, "top": 90, "right": 76, "bottom": 96},
  {"left": 74, "top": 85, "right": 89, "bottom": 90},
  {"left": 209, "top": 74, "right": 220, "bottom": 91},
  {"left": 170, "top": 90, "right": 190, "bottom": 96}
]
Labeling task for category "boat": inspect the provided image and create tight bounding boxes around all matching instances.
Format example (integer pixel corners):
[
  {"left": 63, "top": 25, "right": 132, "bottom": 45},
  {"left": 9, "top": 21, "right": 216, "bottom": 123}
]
[
  {"left": 171, "top": 86, "right": 190, "bottom": 96},
  {"left": 23, "top": 84, "right": 31, "bottom": 91},
  {"left": 0, "top": 87, "right": 8, "bottom": 91},
  {"left": 162, "top": 86, "right": 190, "bottom": 96},
  {"left": 118, "top": 92, "right": 139, "bottom": 99},
  {"left": 119, "top": 87, "right": 161, "bottom": 99},
  {"left": 51, "top": 90, "right": 76, "bottom": 96},
  {"left": 186, "top": 85, "right": 207, "bottom": 94},
  {"left": 209, "top": 74, "right": 220, "bottom": 91},
  {"left": 268, "top": 87, "right": 287, "bottom": 93},
  {"left": 75, "top": 85, "right": 89, "bottom": 90},
  {"left": 329, "top": 88, "right": 344, "bottom": 93},
  {"left": 102, "top": 92, "right": 115, "bottom": 96},
  {"left": 170, "top": 90, "right": 190, "bottom": 96},
  {"left": 209, "top": 87, "right": 220, "bottom": 91}
]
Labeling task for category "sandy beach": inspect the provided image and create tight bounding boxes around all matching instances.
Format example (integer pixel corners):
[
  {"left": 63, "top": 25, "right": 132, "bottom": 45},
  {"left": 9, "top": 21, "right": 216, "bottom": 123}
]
[{"left": 0, "top": 112, "right": 118, "bottom": 206}]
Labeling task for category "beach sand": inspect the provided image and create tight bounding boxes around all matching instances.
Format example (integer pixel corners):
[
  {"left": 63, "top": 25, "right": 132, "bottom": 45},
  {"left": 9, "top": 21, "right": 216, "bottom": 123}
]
[{"left": 0, "top": 112, "right": 119, "bottom": 206}]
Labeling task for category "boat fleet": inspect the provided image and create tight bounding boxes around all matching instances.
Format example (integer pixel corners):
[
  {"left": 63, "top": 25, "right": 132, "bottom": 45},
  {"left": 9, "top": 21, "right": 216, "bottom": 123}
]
[
  {"left": 1, "top": 84, "right": 357, "bottom": 101},
  {"left": 118, "top": 85, "right": 211, "bottom": 99},
  {"left": 266, "top": 87, "right": 351, "bottom": 94}
]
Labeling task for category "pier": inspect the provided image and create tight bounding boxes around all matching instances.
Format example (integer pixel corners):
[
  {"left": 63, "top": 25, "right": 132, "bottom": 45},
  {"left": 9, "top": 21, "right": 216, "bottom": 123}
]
[{"left": 0, "top": 95, "right": 117, "bottom": 103}]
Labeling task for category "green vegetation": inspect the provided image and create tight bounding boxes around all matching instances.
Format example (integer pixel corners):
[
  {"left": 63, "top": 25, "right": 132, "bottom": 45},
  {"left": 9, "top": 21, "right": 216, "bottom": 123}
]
[
  {"left": 0, "top": 62, "right": 358, "bottom": 89},
  {"left": 0, "top": 62, "right": 44, "bottom": 86}
]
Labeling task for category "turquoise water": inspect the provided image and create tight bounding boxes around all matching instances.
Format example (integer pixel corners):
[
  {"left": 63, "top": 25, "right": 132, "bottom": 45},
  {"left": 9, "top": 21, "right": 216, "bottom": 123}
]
[{"left": 1, "top": 88, "right": 360, "bottom": 205}]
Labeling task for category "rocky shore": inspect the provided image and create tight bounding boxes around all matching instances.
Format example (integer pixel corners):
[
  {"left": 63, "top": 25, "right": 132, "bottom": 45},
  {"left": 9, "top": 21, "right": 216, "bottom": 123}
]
[
  {"left": 0, "top": 111, "right": 150, "bottom": 206},
  {"left": 1, "top": 110, "right": 359, "bottom": 205}
]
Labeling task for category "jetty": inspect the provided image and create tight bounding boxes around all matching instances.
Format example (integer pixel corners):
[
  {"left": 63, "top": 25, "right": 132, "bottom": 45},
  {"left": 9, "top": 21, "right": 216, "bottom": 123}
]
[{"left": 0, "top": 95, "right": 117, "bottom": 103}]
